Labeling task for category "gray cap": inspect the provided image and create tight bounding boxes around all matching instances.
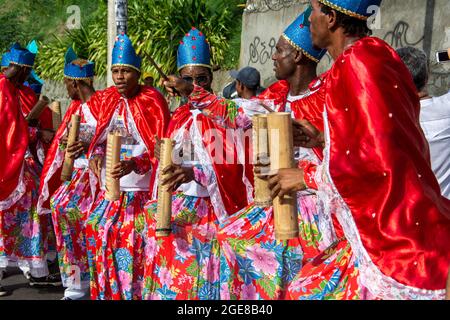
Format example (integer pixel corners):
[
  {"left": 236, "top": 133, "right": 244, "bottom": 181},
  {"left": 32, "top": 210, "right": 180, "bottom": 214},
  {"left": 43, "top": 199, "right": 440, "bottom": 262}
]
[{"left": 229, "top": 66, "right": 261, "bottom": 90}]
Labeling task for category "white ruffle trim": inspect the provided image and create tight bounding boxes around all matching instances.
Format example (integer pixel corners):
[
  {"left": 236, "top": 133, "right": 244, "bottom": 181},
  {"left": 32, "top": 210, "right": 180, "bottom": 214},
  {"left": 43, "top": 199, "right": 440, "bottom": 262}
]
[
  {"left": 0, "top": 164, "right": 26, "bottom": 211},
  {"left": 37, "top": 146, "right": 66, "bottom": 215},
  {"left": 319, "top": 108, "right": 445, "bottom": 300}
]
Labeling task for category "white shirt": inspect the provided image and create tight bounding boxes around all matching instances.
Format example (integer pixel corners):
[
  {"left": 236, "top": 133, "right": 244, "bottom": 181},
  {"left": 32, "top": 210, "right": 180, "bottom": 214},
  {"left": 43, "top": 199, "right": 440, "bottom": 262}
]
[{"left": 420, "top": 92, "right": 450, "bottom": 199}]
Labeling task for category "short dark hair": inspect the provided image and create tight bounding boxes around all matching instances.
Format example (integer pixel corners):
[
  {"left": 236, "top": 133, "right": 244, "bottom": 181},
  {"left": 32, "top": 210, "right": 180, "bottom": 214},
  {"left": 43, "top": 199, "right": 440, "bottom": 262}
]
[
  {"left": 396, "top": 47, "right": 429, "bottom": 92},
  {"left": 320, "top": 4, "right": 372, "bottom": 38}
]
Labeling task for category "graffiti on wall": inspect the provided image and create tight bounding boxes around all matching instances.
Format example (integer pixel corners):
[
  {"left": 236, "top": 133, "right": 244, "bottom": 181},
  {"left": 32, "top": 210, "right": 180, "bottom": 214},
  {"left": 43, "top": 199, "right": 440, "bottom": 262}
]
[
  {"left": 381, "top": 0, "right": 449, "bottom": 95},
  {"left": 248, "top": 36, "right": 277, "bottom": 65}
]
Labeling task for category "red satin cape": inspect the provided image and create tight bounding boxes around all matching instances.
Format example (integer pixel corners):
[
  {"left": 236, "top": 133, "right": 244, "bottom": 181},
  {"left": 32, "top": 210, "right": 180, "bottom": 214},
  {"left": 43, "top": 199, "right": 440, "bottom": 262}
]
[
  {"left": 87, "top": 86, "right": 170, "bottom": 194},
  {"left": 167, "top": 104, "right": 250, "bottom": 215},
  {"left": 325, "top": 37, "right": 450, "bottom": 290},
  {"left": 0, "top": 75, "right": 29, "bottom": 201}
]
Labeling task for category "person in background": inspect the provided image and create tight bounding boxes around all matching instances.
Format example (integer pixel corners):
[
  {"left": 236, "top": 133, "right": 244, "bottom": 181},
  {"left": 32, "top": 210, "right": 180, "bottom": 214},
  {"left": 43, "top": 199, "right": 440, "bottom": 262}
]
[
  {"left": 222, "top": 80, "right": 238, "bottom": 99},
  {"left": 229, "top": 66, "right": 264, "bottom": 99},
  {"left": 142, "top": 72, "right": 154, "bottom": 87},
  {"left": 397, "top": 46, "right": 450, "bottom": 199}
]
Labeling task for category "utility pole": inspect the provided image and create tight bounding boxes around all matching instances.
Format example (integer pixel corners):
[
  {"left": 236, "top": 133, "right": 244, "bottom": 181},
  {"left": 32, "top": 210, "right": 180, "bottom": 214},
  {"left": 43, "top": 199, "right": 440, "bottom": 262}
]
[{"left": 107, "top": 0, "right": 128, "bottom": 87}]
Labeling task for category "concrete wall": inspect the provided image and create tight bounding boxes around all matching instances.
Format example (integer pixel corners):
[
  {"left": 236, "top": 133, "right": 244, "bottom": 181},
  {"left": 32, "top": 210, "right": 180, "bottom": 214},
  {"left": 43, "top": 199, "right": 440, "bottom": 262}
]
[{"left": 240, "top": 0, "right": 450, "bottom": 96}]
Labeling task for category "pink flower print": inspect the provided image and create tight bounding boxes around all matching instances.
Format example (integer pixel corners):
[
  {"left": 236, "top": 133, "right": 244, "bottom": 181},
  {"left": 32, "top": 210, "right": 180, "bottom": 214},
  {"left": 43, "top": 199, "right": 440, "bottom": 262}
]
[
  {"left": 148, "top": 293, "right": 162, "bottom": 300},
  {"left": 4, "top": 212, "right": 16, "bottom": 228},
  {"left": 221, "top": 241, "right": 236, "bottom": 266},
  {"left": 196, "top": 201, "right": 209, "bottom": 218},
  {"left": 241, "top": 283, "right": 257, "bottom": 300},
  {"left": 221, "top": 218, "right": 246, "bottom": 237},
  {"left": 196, "top": 222, "right": 216, "bottom": 241},
  {"left": 118, "top": 270, "right": 132, "bottom": 292},
  {"left": 174, "top": 238, "right": 192, "bottom": 260},
  {"left": 20, "top": 193, "right": 32, "bottom": 210},
  {"left": 247, "top": 245, "right": 278, "bottom": 274},
  {"left": 159, "top": 267, "right": 173, "bottom": 287},
  {"left": 220, "top": 283, "right": 231, "bottom": 300},
  {"left": 201, "top": 256, "right": 220, "bottom": 283},
  {"left": 172, "top": 197, "right": 184, "bottom": 215},
  {"left": 145, "top": 237, "right": 160, "bottom": 260},
  {"left": 22, "top": 221, "right": 35, "bottom": 238}
]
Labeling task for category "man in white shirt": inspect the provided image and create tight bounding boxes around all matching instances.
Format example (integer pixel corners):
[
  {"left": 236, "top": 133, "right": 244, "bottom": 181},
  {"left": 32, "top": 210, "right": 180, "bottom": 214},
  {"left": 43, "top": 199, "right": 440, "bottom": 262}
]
[{"left": 397, "top": 47, "right": 450, "bottom": 199}]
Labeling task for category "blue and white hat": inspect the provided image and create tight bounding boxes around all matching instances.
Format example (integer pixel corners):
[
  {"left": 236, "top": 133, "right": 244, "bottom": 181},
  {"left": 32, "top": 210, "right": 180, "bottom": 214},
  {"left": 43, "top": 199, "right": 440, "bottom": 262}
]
[
  {"left": 282, "top": 7, "right": 327, "bottom": 63},
  {"left": 177, "top": 27, "right": 211, "bottom": 71}
]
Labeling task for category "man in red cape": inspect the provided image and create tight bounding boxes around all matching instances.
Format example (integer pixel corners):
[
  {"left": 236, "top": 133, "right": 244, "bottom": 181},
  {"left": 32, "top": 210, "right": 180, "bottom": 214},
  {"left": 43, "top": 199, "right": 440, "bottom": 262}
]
[
  {"left": 269, "top": 0, "right": 450, "bottom": 300},
  {"left": 85, "top": 33, "right": 170, "bottom": 300},
  {"left": 0, "top": 45, "right": 51, "bottom": 295}
]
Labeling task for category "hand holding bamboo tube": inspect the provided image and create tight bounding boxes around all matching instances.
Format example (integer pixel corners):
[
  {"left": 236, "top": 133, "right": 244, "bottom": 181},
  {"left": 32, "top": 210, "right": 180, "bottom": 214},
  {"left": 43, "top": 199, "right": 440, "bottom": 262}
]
[
  {"left": 60, "top": 114, "right": 81, "bottom": 181},
  {"left": 105, "top": 133, "right": 122, "bottom": 201},
  {"left": 49, "top": 100, "right": 62, "bottom": 131},
  {"left": 156, "top": 138, "right": 174, "bottom": 237},
  {"left": 253, "top": 114, "right": 272, "bottom": 207},
  {"left": 267, "top": 112, "right": 299, "bottom": 241},
  {"left": 25, "top": 95, "right": 50, "bottom": 122}
]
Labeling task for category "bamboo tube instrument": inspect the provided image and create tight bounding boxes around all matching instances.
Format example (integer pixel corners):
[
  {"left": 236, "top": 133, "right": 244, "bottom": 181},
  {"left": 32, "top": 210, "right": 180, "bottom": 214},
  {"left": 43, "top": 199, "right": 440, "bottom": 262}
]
[
  {"left": 25, "top": 95, "right": 50, "bottom": 122},
  {"left": 49, "top": 100, "right": 62, "bottom": 131},
  {"left": 252, "top": 114, "right": 272, "bottom": 207},
  {"left": 156, "top": 138, "right": 174, "bottom": 237},
  {"left": 60, "top": 114, "right": 81, "bottom": 181},
  {"left": 105, "top": 133, "right": 122, "bottom": 201},
  {"left": 267, "top": 112, "right": 299, "bottom": 241}
]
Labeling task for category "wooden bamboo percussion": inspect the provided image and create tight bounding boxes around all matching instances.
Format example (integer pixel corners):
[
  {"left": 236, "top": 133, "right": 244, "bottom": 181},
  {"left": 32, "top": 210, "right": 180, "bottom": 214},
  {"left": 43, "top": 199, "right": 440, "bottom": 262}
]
[
  {"left": 105, "top": 133, "right": 122, "bottom": 201},
  {"left": 49, "top": 100, "right": 62, "bottom": 131},
  {"left": 446, "top": 266, "right": 450, "bottom": 300},
  {"left": 267, "top": 112, "right": 299, "bottom": 241},
  {"left": 156, "top": 138, "right": 174, "bottom": 237},
  {"left": 60, "top": 114, "right": 81, "bottom": 181},
  {"left": 252, "top": 114, "right": 272, "bottom": 207},
  {"left": 25, "top": 95, "right": 50, "bottom": 121}
]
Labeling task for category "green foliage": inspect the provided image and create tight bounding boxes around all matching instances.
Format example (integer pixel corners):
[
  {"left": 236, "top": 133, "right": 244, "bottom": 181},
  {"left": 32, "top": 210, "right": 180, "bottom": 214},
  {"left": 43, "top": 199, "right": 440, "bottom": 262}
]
[{"left": 19, "top": 0, "right": 244, "bottom": 81}]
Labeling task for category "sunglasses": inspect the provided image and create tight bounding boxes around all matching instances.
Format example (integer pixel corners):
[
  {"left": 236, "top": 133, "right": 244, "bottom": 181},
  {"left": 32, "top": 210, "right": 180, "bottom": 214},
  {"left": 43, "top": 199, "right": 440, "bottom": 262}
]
[{"left": 182, "top": 75, "right": 209, "bottom": 84}]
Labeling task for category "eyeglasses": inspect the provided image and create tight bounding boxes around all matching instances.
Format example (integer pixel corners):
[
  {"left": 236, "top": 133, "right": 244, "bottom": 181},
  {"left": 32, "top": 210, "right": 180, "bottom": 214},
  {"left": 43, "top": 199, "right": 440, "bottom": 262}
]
[{"left": 182, "top": 75, "right": 209, "bottom": 85}]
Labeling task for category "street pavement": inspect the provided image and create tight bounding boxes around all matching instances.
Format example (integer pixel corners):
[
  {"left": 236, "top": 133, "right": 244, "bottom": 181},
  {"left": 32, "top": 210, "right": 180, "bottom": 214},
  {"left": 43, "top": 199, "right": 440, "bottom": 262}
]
[{"left": 0, "top": 267, "right": 65, "bottom": 300}]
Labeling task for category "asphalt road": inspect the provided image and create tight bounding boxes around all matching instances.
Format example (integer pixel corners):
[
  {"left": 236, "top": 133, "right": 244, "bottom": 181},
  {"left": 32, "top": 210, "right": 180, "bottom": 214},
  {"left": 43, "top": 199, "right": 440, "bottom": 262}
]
[{"left": 0, "top": 267, "right": 65, "bottom": 300}]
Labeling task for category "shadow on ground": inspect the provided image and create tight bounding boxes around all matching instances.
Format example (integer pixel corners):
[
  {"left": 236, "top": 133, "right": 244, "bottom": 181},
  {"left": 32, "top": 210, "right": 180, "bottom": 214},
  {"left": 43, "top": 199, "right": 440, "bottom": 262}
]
[{"left": 1, "top": 267, "right": 65, "bottom": 300}]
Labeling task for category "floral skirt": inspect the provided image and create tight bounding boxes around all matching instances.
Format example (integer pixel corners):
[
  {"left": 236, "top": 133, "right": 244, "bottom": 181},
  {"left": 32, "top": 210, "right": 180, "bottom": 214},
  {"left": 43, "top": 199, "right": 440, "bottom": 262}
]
[
  {"left": 217, "top": 194, "right": 325, "bottom": 300},
  {"left": 286, "top": 238, "right": 363, "bottom": 300},
  {"left": 0, "top": 157, "right": 49, "bottom": 277},
  {"left": 142, "top": 192, "right": 221, "bottom": 300},
  {"left": 85, "top": 190, "right": 149, "bottom": 300},
  {"left": 50, "top": 167, "right": 95, "bottom": 289}
]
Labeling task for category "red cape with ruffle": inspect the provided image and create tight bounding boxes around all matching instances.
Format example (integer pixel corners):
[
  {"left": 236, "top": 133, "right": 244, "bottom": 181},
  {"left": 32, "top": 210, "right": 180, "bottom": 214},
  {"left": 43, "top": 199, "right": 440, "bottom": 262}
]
[
  {"left": 167, "top": 103, "right": 250, "bottom": 215},
  {"left": 38, "top": 92, "right": 103, "bottom": 212},
  {"left": 87, "top": 86, "right": 170, "bottom": 194},
  {"left": 325, "top": 37, "right": 450, "bottom": 290},
  {"left": 0, "top": 75, "right": 29, "bottom": 201},
  {"left": 257, "top": 80, "right": 290, "bottom": 109}
]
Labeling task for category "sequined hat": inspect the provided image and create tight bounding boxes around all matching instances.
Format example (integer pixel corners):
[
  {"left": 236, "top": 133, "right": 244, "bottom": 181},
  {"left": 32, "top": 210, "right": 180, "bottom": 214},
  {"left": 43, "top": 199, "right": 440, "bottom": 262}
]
[
  {"left": 177, "top": 27, "right": 211, "bottom": 71},
  {"left": 9, "top": 40, "right": 38, "bottom": 68},
  {"left": 1, "top": 43, "right": 21, "bottom": 68},
  {"left": 64, "top": 47, "right": 95, "bottom": 80},
  {"left": 112, "top": 33, "right": 142, "bottom": 72},
  {"left": 318, "top": 0, "right": 382, "bottom": 20},
  {"left": 282, "top": 7, "right": 327, "bottom": 63}
]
